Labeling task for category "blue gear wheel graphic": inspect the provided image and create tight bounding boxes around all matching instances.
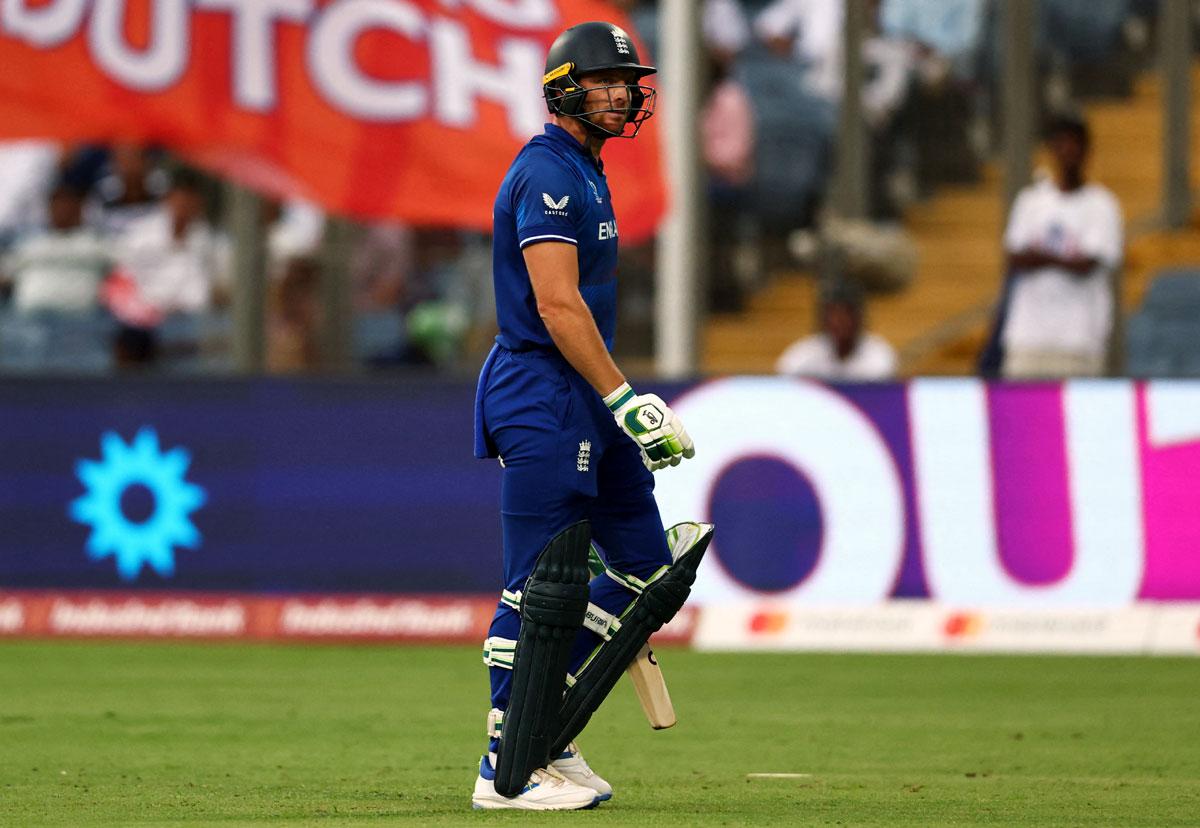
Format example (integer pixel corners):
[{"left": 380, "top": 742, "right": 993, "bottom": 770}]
[{"left": 70, "top": 427, "right": 207, "bottom": 581}]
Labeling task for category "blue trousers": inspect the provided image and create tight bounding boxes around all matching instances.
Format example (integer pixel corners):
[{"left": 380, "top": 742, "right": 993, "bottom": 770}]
[{"left": 475, "top": 345, "right": 671, "bottom": 711}]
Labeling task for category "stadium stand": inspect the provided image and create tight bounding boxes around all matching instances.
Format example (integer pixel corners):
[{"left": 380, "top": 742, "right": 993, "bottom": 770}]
[{"left": 704, "top": 2, "right": 1200, "bottom": 377}]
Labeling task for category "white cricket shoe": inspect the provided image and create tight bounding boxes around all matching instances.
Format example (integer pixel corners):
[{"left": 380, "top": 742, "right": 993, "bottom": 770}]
[
  {"left": 549, "top": 742, "right": 613, "bottom": 801},
  {"left": 471, "top": 756, "right": 600, "bottom": 810}
]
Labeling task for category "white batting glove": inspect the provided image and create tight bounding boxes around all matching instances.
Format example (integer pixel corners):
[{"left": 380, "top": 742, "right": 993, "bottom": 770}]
[{"left": 603, "top": 382, "right": 695, "bottom": 472}]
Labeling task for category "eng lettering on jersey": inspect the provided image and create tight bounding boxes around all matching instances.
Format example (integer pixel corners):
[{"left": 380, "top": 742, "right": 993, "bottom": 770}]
[
  {"left": 542, "top": 192, "right": 570, "bottom": 216},
  {"left": 598, "top": 220, "right": 618, "bottom": 241}
]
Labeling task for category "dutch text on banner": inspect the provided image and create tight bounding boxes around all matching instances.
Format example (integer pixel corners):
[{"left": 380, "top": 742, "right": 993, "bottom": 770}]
[{"left": 0, "top": 1, "right": 664, "bottom": 241}]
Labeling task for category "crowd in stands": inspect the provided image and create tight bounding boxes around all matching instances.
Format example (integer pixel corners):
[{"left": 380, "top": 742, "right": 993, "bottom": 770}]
[
  {"left": 0, "top": 0, "right": 1189, "bottom": 380},
  {"left": 613, "top": 0, "right": 1161, "bottom": 381},
  {"left": 0, "top": 143, "right": 488, "bottom": 374}
]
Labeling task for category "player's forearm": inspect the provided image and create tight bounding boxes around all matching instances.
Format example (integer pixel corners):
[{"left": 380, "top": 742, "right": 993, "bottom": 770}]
[
  {"left": 1009, "top": 249, "right": 1101, "bottom": 275},
  {"left": 540, "top": 298, "right": 625, "bottom": 397}
]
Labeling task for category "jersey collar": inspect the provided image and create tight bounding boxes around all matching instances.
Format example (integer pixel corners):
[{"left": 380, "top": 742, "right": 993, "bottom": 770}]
[{"left": 543, "top": 123, "right": 604, "bottom": 172}]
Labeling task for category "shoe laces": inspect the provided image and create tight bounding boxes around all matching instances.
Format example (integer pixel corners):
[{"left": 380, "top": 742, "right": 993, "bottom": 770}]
[{"left": 531, "top": 766, "right": 571, "bottom": 788}]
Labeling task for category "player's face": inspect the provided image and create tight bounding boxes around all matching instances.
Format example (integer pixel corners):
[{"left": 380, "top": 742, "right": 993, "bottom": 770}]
[{"left": 579, "top": 70, "right": 637, "bottom": 134}]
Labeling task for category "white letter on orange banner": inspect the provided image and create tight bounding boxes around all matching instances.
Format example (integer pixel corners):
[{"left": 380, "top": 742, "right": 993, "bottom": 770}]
[
  {"left": 1, "top": 0, "right": 86, "bottom": 48},
  {"left": 87, "top": 0, "right": 190, "bottom": 92},
  {"left": 430, "top": 20, "right": 544, "bottom": 137},
  {"left": 197, "top": 0, "right": 313, "bottom": 112},
  {"left": 308, "top": 0, "right": 427, "bottom": 121}
]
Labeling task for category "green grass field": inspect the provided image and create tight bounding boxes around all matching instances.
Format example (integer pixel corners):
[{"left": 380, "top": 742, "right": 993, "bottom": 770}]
[{"left": 1, "top": 642, "right": 1198, "bottom": 827}]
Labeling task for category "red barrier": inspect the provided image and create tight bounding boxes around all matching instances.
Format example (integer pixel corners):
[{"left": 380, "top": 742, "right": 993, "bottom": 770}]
[{"left": 0, "top": 590, "right": 698, "bottom": 645}]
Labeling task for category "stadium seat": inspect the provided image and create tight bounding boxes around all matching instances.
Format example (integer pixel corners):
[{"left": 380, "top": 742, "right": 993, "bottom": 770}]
[
  {"left": 1040, "top": 0, "right": 1131, "bottom": 64},
  {"left": 157, "top": 311, "right": 234, "bottom": 374},
  {"left": 1140, "top": 269, "right": 1200, "bottom": 320},
  {"left": 354, "top": 308, "right": 406, "bottom": 363},
  {"left": 0, "top": 309, "right": 115, "bottom": 374},
  {"left": 1125, "top": 269, "right": 1200, "bottom": 377}
]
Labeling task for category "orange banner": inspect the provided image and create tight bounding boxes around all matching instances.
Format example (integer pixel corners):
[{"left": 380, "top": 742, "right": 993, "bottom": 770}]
[{"left": 0, "top": 0, "right": 664, "bottom": 241}]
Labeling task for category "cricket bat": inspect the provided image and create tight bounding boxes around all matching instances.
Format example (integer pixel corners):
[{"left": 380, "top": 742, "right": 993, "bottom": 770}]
[{"left": 626, "top": 643, "right": 676, "bottom": 729}]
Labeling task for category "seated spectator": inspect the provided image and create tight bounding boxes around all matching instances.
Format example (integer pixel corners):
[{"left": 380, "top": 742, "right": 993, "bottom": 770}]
[
  {"left": 113, "top": 168, "right": 229, "bottom": 318},
  {"left": 756, "top": 0, "right": 913, "bottom": 117},
  {"left": 88, "top": 143, "right": 169, "bottom": 239},
  {"left": 702, "top": 53, "right": 756, "bottom": 310},
  {"left": 0, "top": 140, "right": 62, "bottom": 252},
  {"left": 879, "top": 0, "right": 986, "bottom": 190},
  {"left": 756, "top": 0, "right": 847, "bottom": 104},
  {"left": 265, "top": 198, "right": 325, "bottom": 279},
  {"left": 755, "top": 0, "right": 914, "bottom": 219},
  {"left": 107, "top": 169, "right": 230, "bottom": 364},
  {"left": 267, "top": 256, "right": 322, "bottom": 373},
  {"left": 880, "top": 0, "right": 985, "bottom": 83},
  {"left": 614, "top": 0, "right": 750, "bottom": 69},
  {"left": 704, "top": 0, "right": 751, "bottom": 67},
  {"left": 997, "top": 115, "right": 1123, "bottom": 379},
  {"left": 776, "top": 280, "right": 897, "bottom": 380},
  {"left": 350, "top": 221, "right": 414, "bottom": 311},
  {"left": 0, "top": 183, "right": 111, "bottom": 313}
]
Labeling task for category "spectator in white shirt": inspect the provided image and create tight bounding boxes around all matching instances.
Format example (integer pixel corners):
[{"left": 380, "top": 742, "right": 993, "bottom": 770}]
[
  {"left": 1000, "top": 116, "right": 1123, "bottom": 378},
  {"left": 1, "top": 183, "right": 111, "bottom": 313},
  {"left": 776, "top": 280, "right": 898, "bottom": 380},
  {"left": 114, "top": 168, "right": 229, "bottom": 319},
  {"left": 704, "top": 0, "right": 751, "bottom": 66},
  {"left": 264, "top": 197, "right": 325, "bottom": 279}
]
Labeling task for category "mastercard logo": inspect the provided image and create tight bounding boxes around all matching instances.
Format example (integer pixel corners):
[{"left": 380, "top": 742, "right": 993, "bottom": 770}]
[
  {"left": 749, "top": 611, "right": 788, "bottom": 634},
  {"left": 944, "top": 612, "right": 983, "bottom": 638}
]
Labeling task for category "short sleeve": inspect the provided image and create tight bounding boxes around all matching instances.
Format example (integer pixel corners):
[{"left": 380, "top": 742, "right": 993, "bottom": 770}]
[
  {"left": 1003, "top": 188, "right": 1036, "bottom": 254},
  {"left": 775, "top": 336, "right": 824, "bottom": 375},
  {"left": 1080, "top": 190, "right": 1124, "bottom": 269},
  {"left": 511, "top": 152, "right": 584, "bottom": 249}
]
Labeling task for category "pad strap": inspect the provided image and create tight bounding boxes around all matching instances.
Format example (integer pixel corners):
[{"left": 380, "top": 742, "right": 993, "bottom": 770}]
[
  {"left": 590, "top": 542, "right": 668, "bottom": 596},
  {"left": 582, "top": 602, "right": 621, "bottom": 641},
  {"left": 482, "top": 636, "right": 517, "bottom": 669}
]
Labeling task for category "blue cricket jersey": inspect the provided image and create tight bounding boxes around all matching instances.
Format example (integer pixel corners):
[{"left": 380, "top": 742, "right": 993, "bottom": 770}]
[
  {"left": 491, "top": 123, "right": 619, "bottom": 352},
  {"left": 473, "top": 123, "right": 622, "bottom": 459}
]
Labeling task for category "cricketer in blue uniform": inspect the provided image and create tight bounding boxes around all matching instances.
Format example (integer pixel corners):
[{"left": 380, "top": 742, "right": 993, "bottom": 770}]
[{"left": 469, "top": 21, "right": 708, "bottom": 812}]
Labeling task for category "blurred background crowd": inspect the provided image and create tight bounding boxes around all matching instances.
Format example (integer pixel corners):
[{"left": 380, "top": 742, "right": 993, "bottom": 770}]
[{"left": 1, "top": 0, "right": 1196, "bottom": 381}]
